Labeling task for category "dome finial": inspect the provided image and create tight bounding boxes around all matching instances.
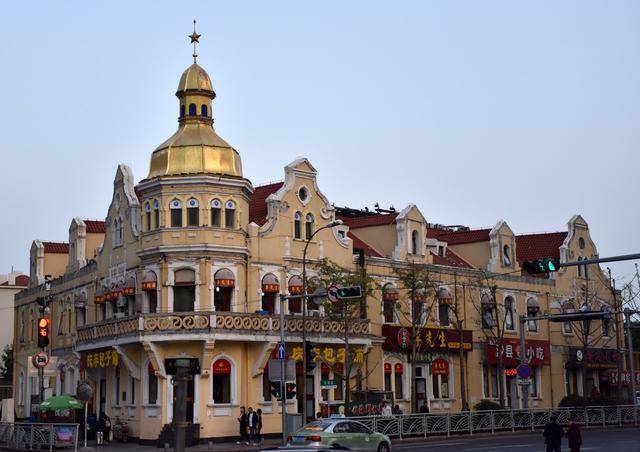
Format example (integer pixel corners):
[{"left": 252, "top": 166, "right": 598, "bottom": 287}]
[{"left": 188, "top": 20, "right": 201, "bottom": 63}]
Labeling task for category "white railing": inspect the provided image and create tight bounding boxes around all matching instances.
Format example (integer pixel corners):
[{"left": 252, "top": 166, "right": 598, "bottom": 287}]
[
  {"left": 0, "top": 423, "right": 79, "bottom": 451},
  {"left": 348, "top": 405, "right": 640, "bottom": 439}
]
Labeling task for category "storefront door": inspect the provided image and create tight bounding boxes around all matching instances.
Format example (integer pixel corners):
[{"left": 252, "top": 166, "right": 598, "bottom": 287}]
[{"left": 99, "top": 379, "right": 106, "bottom": 416}]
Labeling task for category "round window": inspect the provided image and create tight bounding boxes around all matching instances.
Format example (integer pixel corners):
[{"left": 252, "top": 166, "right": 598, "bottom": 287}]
[{"left": 298, "top": 186, "right": 309, "bottom": 202}]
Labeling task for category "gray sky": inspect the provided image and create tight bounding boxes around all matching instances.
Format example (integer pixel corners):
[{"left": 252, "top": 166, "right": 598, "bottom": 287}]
[{"left": 1, "top": 1, "right": 638, "bottom": 283}]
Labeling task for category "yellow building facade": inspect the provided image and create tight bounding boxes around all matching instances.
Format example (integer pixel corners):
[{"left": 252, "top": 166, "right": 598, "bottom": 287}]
[{"left": 13, "top": 46, "right": 630, "bottom": 442}]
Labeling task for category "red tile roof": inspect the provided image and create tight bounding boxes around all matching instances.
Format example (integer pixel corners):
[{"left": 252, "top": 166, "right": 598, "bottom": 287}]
[
  {"left": 337, "top": 213, "right": 398, "bottom": 229},
  {"left": 431, "top": 249, "right": 474, "bottom": 269},
  {"left": 249, "top": 182, "right": 284, "bottom": 225},
  {"left": 435, "top": 228, "right": 491, "bottom": 245},
  {"left": 43, "top": 242, "right": 69, "bottom": 254},
  {"left": 348, "top": 232, "right": 384, "bottom": 258},
  {"left": 15, "top": 275, "right": 29, "bottom": 286},
  {"left": 515, "top": 232, "right": 567, "bottom": 263},
  {"left": 84, "top": 220, "right": 105, "bottom": 233}
]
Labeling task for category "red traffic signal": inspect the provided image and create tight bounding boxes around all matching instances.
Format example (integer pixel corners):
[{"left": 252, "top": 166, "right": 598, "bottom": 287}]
[
  {"left": 37, "top": 317, "right": 50, "bottom": 348},
  {"left": 285, "top": 382, "right": 296, "bottom": 399}
]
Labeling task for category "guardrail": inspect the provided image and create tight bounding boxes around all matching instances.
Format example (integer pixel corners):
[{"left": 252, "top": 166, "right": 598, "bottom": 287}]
[
  {"left": 0, "top": 423, "right": 79, "bottom": 451},
  {"left": 349, "top": 405, "right": 640, "bottom": 439}
]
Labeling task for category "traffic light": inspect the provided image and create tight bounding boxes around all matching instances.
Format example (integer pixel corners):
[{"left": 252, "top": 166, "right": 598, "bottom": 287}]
[
  {"left": 37, "top": 317, "right": 50, "bottom": 348},
  {"left": 336, "top": 286, "right": 362, "bottom": 299},
  {"left": 522, "top": 258, "right": 560, "bottom": 275},
  {"left": 270, "top": 381, "right": 282, "bottom": 400},
  {"left": 305, "top": 341, "right": 316, "bottom": 372},
  {"left": 286, "top": 382, "right": 297, "bottom": 399}
]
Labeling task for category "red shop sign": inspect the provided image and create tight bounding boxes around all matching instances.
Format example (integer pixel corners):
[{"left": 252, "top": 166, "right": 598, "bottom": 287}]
[
  {"left": 384, "top": 363, "right": 392, "bottom": 374},
  {"left": 394, "top": 363, "right": 404, "bottom": 375},
  {"left": 212, "top": 359, "right": 231, "bottom": 375},
  {"left": 485, "top": 338, "right": 550, "bottom": 367},
  {"left": 431, "top": 358, "right": 449, "bottom": 376}
]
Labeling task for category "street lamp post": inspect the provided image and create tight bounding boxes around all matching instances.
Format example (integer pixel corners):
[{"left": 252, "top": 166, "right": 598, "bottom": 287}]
[{"left": 301, "top": 220, "right": 342, "bottom": 425}]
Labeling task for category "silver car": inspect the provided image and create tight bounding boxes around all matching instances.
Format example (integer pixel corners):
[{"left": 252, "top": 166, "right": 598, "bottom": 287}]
[{"left": 287, "top": 419, "right": 392, "bottom": 452}]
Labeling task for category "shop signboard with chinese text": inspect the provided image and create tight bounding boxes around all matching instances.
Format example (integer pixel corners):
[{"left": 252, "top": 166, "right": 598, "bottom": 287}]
[
  {"left": 290, "top": 345, "right": 365, "bottom": 365},
  {"left": 608, "top": 371, "right": 640, "bottom": 386},
  {"left": 485, "top": 338, "right": 550, "bottom": 367},
  {"left": 566, "top": 347, "right": 621, "bottom": 369},
  {"left": 382, "top": 325, "right": 472, "bottom": 353},
  {"left": 84, "top": 350, "right": 119, "bottom": 369}
]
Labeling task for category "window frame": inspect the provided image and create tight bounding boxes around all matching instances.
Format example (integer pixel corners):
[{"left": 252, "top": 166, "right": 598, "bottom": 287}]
[
  {"left": 187, "top": 198, "right": 199, "bottom": 227},
  {"left": 503, "top": 296, "right": 516, "bottom": 331},
  {"left": 305, "top": 213, "right": 314, "bottom": 240},
  {"left": 170, "top": 200, "right": 183, "bottom": 228},
  {"left": 294, "top": 212, "right": 302, "bottom": 239},
  {"left": 224, "top": 200, "right": 235, "bottom": 229}
]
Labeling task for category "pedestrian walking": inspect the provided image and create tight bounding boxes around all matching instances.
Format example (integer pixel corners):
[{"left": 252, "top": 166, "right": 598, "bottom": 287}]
[
  {"left": 247, "top": 407, "right": 258, "bottom": 445},
  {"left": 236, "top": 406, "right": 248, "bottom": 445},
  {"left": 381, "top": 401, "right": 392, "bottom": 416},
  {"left": 392, "top": 404, "right": 403, "bottom": 415},
  {"left": 419, "top": 401, "right": 430, "bottom": 414},
  {"left": 255, "top": 409, "right": 263, "bottom": 445},
  {"left": 566, "top": 415, "right": 582, "bottom": 452},
  {"left": 543, "top": 415, "right": 564, "bottom": 452}
]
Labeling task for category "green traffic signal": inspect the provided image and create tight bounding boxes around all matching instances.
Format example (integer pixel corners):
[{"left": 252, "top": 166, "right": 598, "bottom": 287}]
[
  {"left": 336, "top": 286, "right": 362, "bottom": 299},
  {"left": 523, "top": 258, "right": 560, "bottom": 275}
]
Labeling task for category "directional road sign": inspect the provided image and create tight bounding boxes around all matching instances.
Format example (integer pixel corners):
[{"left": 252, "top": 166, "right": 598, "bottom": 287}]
[
  {"left": 516, "top": 363, "right": 532, "bottom": 379},
  {"left": 276, "top": 341, "right": 286, "bottom": 360}
]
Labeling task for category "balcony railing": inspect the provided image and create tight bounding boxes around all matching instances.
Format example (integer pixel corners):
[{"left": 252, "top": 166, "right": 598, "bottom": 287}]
[{"left": 77, "top": 311, "right": 371, "bottom": 344}]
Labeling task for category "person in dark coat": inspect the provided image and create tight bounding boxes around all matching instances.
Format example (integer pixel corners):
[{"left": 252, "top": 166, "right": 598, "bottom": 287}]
[
  {"left": 419, "top": 402, "right": 430, "bottom": 414},
  {"left": 236, "top": 406, "right": 248, "bottom": 445},
  {"left": 566, "top": 415, "right": 582, "bottom": 452},
  {"left": 543, "top": 415, "right": 564, "bottom": 452}
]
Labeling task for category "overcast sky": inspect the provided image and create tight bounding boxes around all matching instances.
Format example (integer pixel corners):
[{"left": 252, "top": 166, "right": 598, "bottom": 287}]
[{"left": 1, "top": 1, "right": 638, "bottom": 283}]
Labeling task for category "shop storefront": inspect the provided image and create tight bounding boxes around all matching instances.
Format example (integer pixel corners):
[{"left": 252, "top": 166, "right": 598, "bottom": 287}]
[
  {"left": 484, "top": 338, "right": 550, "bottom": 407},
  {"left": 382, "top": 325, "right": 472, "bottom": 410},
  {"left": 565, "top": 347, "right": 622, "bottom": 398}
]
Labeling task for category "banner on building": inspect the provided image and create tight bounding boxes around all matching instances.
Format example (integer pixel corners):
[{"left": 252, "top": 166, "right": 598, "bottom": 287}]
[
  {"left": 608, "top": 371, "right": 640, "bottom": 386},
  {"left": 382, "top": 325, "right": 472, "bottom": 353},
  {"left": 566, "top": 347, "right": 621, "bottom": 369}
]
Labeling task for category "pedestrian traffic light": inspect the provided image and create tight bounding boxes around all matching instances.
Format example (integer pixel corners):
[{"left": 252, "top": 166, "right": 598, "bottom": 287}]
[
  {"left": 37, "top": 317, "right": 50, "bottom": 348},
  {"left": 305, "top": 341, "right": 316, "bottom": 372},
  {"left": 286, "top": 382, "right": 296, "bottom": 399},
  {"left": 270, "top": 381, "right": 282, "bottom": 400},
  {"left": 522, "top": 258, "right": 560, "bottom": 275},
  {"left": 336, "top": 286, "right": 362, "bottom": 300}
]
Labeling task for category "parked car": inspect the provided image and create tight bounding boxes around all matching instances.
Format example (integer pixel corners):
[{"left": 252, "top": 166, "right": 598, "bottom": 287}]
[{"left": 287, "top": 420, "right": 391, "bottom": 452}]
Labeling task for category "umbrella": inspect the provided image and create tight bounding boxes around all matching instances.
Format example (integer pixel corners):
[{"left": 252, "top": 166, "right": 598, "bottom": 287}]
[{"left": 38, "top": 395, "right": 84, "bottom": 411}]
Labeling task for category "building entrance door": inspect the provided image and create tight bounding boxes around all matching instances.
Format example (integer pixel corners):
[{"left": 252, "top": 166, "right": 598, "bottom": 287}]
[{"left": 99, "top": 379, "right": 106, "bottom": 416}]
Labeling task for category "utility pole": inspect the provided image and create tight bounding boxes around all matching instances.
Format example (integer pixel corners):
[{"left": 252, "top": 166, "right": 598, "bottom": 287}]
[
  {"left": 624, "top": 309, "right": 637, "bottom": 421},
  {"left": 609, "top": 270, "right": 624, "bottom": 401},
  {"left": 279, "top": 294, "right": 287, "bottom": 445},
  {"left": 518, "top": 315, "right": 529, "bottom": 409}
]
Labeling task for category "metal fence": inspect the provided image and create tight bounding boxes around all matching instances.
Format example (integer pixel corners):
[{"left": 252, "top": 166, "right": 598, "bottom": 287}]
[
  {"left": 349, "top": 405, "right": 640, "bottom": 439},
  {"left": 0, "top": 423, "right": 79, "bottom": 451}
]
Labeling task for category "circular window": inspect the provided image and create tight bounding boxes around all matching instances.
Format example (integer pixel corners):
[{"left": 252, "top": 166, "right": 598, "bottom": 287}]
[
  {"left": 298, "top": 186, "right": 309, "bottom": 203},
  {"left": 578, "top": 237, "right": 585, "bottom": 249}
]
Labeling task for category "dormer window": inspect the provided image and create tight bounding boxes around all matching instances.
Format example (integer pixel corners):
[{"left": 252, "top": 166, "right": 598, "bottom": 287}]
[
  {"left": 187, "top": 198, "right": 199, "bottom": 226},
  {"left": 578, "top": 237, "right": 585, "bottom": 249},
  {"left": 294, "top": 212, "right": 302, "bottom": 239},
  {"left": 502, "top": 244, "right": 511, "bottom": 267},
  {"left": 305, "top": 214, "right": 314, "bottom": 240},
  {"left": 188, "top": 103, "right": 196, "bottom": 116},
  {"left": 211, "top": 199, "right": 222, "bottom": 227},
  {"left": 411, "top": 230, "right": 419, "bottom": 255},
  {"left": 438, "top": 245, "right": 445, "bottom": 257},
  {"left": 201, "top": 104, "right": 208, "bottom": 117},
  {"left": 170, "top": 199, "right": 183, "bottom": 227}
]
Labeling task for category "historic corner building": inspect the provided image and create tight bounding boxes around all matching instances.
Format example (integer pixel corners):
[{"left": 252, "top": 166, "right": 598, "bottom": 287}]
[{"left": 13, "top": 43, "right": 632, "bottom": 442}]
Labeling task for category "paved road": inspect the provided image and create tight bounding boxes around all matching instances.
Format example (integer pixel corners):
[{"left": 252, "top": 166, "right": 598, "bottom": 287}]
[{"left": 393, "top": 427, "right": 640, "bottom": 451}]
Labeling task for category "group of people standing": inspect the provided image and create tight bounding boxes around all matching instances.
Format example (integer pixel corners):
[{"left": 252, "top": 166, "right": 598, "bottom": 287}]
[
  {"left": 543, "top": 414, "right": 582, "bottom": 452},
  {"left": 236, "top": 407, "right": 263, "bottom": 446}
]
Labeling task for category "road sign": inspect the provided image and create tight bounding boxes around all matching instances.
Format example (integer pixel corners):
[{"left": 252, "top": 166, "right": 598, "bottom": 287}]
[
  {"left": 516, "top": 363, "right": 532, "bottom": 379},
  {"left": 32, "top": 351, "right": 49, "bottom": 368},
  {"left": 517, "top": 378, "right": 532, "bottom": 386},
  {"left": 268, "top": 359, "right": 296, "bottom": 381},
  {"left": 276, "top": 341, "right": 286, "bottom": 360},
  {"left": 320, "top": 379, "right": 337, "bottom": 389},
  {"left": 327, "top": 285, "right": 339, "bottom": 303}
]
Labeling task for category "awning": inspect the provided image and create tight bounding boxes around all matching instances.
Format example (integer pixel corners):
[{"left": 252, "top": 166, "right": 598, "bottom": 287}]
[
  {"left": 175, "top": 268, "right": 196, "bottom": 286},
  {"left": 214, "top": 268, "right": 235, "bottom": 288},
  {"left": 382, "top": 285, "right": 399, "bottom": 301},
  {"left": 142, "top": 271, "right": 158, "bottom": 291},
  {"left": 122, "top": 275, "right": 136, "bottom": 296},
  {"left": 262, "top": 273, "right": 279, "bottom": 293},
  {"left": 288, "top": 275, "right": 303, "bottom": 294}
]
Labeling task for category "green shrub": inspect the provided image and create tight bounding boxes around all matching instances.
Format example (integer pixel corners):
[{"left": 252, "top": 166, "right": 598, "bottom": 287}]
[{"left": 474, "top": 399, "right": 503, "bottom": 411}]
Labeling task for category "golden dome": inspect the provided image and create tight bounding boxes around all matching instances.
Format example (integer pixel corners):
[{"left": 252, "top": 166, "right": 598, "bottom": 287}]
[
  {"left": 146, "top": 62, "right": 243, "bottom": 179},
  {"left": 177, "top": 63, "right": 214, "bottom": 95}
]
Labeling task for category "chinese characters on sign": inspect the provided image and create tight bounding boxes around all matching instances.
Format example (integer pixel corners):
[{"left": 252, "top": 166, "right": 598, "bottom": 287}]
[
  {"left": 382, "top": 325, "right": 473, "bottom": 353},
  {"left": 85, "top": 350, "right": 119, "bottom": 368},
  {"left": 485, "top": 339, "right": 550, "bottom": 366},
  {"left": 608, "top": 371, "right": 640, "bottom": 386},
  {"left": 567, "top": 347, "right": 621, "bottom": 369},
  {"left": 289, "top": 346, "right": 365, "bottom": 365}
]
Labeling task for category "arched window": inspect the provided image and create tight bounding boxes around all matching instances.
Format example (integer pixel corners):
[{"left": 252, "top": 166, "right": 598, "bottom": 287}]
[
  {"left": 503, "top": 245, "right": 511, "bottom": 267},
  {"left": 153, "top": 199, "right": 160, "bottom": 229},
  {"left": 224, "top": 200, "right": 235, "bottom": 229},
  {"left": 180, "top": 104, "right": 185, "bottom": 118},
  {"left": 578, "top": 237, "right": 585, "bottom": 249},
  {"left": 170, "top": 199, "right": 182, "bottom": 227},
  {"left": 526, "top": 298, "right": 540, "bottom": 331},
  {"left": 146, "top": 362, "right": 158, "bottom": 405},
  {"left": 188, "top": 103, "right": 197, "bottom": 116},
  {"left": 142, "top": 271, "right": 158, "bottom": 313},
  {"left": 305, "top": 213, "right": 314, "bottom": 240},
  {"left": 382, "top": 284, "right": 398, "bottom": 323},
  {"left": 437, "top": 288, "right": 452, "bottom": 326},
  {"left": 187, "top": 198, "right": 199, "bottom": 226},
  {"left": 504, "top": 296, "right": 515, "bottom": 331},
  {"left": 261, "top": 273, "right": 279, "bottom": 314},
  {"left": 294, "top": 212, "right": 302, "bottom": 239},
  {"left": 201, "top": 104, "right": 208, "bottom": 117},
  {"left": 411, "top": 230, "right": 419, "bottom": 255},
  {"left": 173, "top": 268, "right": 195, "bottom": 312},
  {"left": 287, "top": 275, "right": 303, "bottom": 314},
  {"left": 144, "top": 203, "right": 151, "bottom": 231},
  {"left": 210, "top": 199, "right": 221, "bottom": 227},
  {"left": 214, "top": 269, "right": 235, "bottom": 312},
  {"left": 481, "top": 293, "right": 495, "bottom": 328},
  {"left": 211, "top": 358, "right": 232, "bottom": 403}
]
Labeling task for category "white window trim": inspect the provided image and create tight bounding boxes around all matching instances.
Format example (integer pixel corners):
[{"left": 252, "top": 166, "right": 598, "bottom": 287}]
[
  {"left": 208, "top": 353, "right": 238, "bottom": 406},
  {"left": 211, "top": 263, "right": 238, "bottom": 313},
  {"left": 503, "top": 294, "right": 517, "bottom": 332},
  {"left": 429, "top": 356, "right": 455, "bottom": 401},
  {"left": 167, "top": 262, "right": 200, "bottom": 312}
]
